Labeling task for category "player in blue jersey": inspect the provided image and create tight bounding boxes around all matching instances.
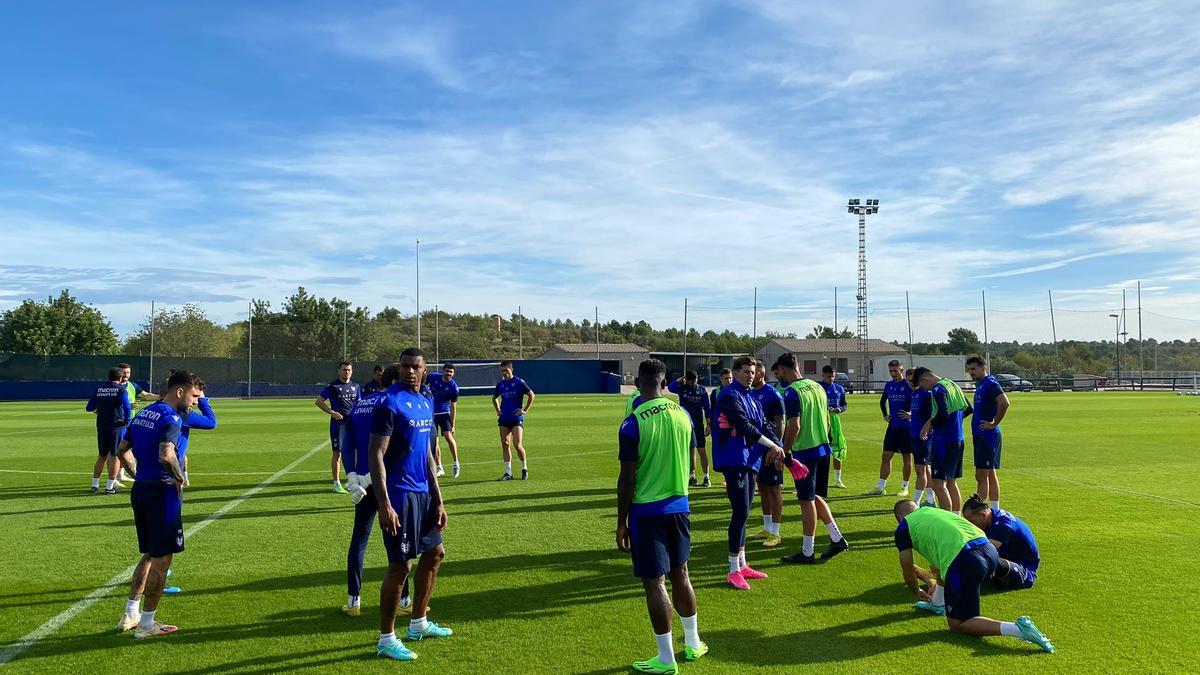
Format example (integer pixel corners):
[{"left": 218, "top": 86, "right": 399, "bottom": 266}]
[
  {"left": 114, "top": 370, "right": 200, "bottom": 638},
  {"left": 871, "top": 360, "right": 914, "bottom": 497},
  {"left": 87, "top": 367, "right": 133, "bottom": 494},
  {"left": 915, "top": 367, "right": 973, "bottom": 512},
  {"left": 907, "top": 369, "right": 937, "bottom": 506},
  {"left": 362, "top": 365, "right": 386, "bottom": 396},
  {"left": 962, "top": 494, "right": 1039, "bottom": 591},
  {"left": 966, "top": 356, "right": 1010, "bottom": 510},
  {"left": 368, "top": 350, "right": 452, "bottom": 661},
  {"left": 428, "top": 364, "right": 461, "bottom": 479},
  {"left": 316, "top": 361, "right": 361, "bottom": 494},
  {"left": 820, "top": 366, "right": 849, "bottom": 489},
  {"left": 493, "top": 360, "right": 535, "bottom": 481},
  {"left": 748, "top": 360, "right": 787, "bottom": 548},
  {"left": 667, "top": 370, "right": 711, "bottom": 488},
  {"left": 116, "top": 363, "right": 157, "bottom": 483}
]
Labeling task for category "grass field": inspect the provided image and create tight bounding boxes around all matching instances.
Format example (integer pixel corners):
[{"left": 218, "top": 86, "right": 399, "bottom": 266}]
[{"left": 1, "top": 391, "right": 1199, "bottom": 673}]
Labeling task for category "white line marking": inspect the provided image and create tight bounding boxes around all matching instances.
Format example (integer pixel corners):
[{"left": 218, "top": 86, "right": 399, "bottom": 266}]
[{"left": 0, "top": 440, "right": 328, "bottom": 665}]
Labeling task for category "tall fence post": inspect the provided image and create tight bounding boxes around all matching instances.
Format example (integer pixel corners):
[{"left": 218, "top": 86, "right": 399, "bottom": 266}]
[
  {"left": 247, "top": 299, "right": 253, "bottom": 399},
  {"left": 148, "top": 301, "right": 155, "bottom": 393}
]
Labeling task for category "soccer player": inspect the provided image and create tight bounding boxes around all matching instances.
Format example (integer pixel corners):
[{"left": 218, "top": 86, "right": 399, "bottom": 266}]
[
  {"left": 871, "top": 360, "right": 913, "bottom": 496},
  {"left": 667, "top": 370, "right": 711, "bottom": 488},
  {"left": 176, "top": 378, "right": 217, "bottom": 489},
  {"left": 428, "top": 364, "right": 461, "bottom": 478},
  {"left": 617, "top": 359, "right": 708, "bottom": 674},
  {"left": 706, "top": 369, "right": 733, "bottom": 438},
  {"left": 712, "top": 355, "right": 785, "bottom": 590},
  {"left": 907, "top": 369, "right": 936, "bottom": 507},
  {"left": 819, "top": 366, "right": 849, "bottom": 489},
  {"left": 625, "top": 377, "right": 643, "bottom": 417},
  {"left": 316, "top": 361, "right": 361, "bottom": 494},
  {"left": 966, "top": 356, "right": 1010, "bottom": 509},
  {"left": 962, "top": 494, "right": 1039, "bottom": 591},
  {"left": 776, "top": 353, "right": 849, "bottom": 564},
  {"left": 87, "top": 367, "right": 132, "bottom": 494},
  {"left": 915, "top": 367, "right": 972, "bottom": 512},
  {"left": 891, "top": 499, "right": 1054, "bottom": 652},
  {"left": 117, "top": 363, "right": 156, "bottom": 483},
  {"left": 493, "top": 360, "right": 535, "bottom": 481},
  {"left": 362, "top": 365, "right": 386, "bottom": 395},
  {"left": 748, "top": 361, "right": 786, "bottom": 548},
  {"left": 368, "top": 350, "right": 452, "bottom": 661},
  {"left": 114, "top": 370, "right": 200, "bottom": 638}
]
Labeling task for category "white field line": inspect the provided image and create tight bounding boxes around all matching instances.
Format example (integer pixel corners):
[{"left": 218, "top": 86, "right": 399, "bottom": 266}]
[{"left": 0, "top": 440, "right": 328, "bottom": 665}]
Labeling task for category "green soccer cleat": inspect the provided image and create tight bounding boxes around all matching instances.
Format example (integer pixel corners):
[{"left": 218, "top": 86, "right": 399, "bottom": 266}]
[
  {"left": 683, "top": 642, "right": 708, "bottom": 661},
  {"left": 913, "top": 601, "right": 946, "bottom": 616},
  {"left": 632, "top": 656, "right": 678, "bottom": 674},
  {"left": 1017, "top": 616, "right": 1055, "bottom": 653},
  {"left": 866, "top": 487, "right": 886, "bottom": 496},
  {"left": 406, "top": 621, "right": 453, "bottom": 641},
  {"left": 333, "top": 483, "right": 349, "bottom": 494},
  {"left": 377, "top": 639, "right": 418, "bottom": 661}
]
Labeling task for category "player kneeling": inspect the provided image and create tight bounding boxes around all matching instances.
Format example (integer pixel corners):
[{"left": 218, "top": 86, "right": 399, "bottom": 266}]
[{"left": 961, "top": 494, "right": 1039, "bottom": 591}]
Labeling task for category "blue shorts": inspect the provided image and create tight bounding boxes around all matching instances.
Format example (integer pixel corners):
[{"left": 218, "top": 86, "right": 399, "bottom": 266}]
[
  {"left": 380, "top": 489, "right": 443, "bottom": 563},
  {"left": 330, "top": 420, "right": 351, "bottom": 454},
  {"left": 944, "top": 541, "right": 998, "bottom": 621},
  {"left": 434, "top": 414, "right": 453, "bottom": 435},
  {"left": 498, "top": 415, "right": 524, "bottom": 429},
  {"left": 931, "top": 438, "right": 964, "bottom": 480},
  {"left": 629, "top": 512, "right": 691, "bottom": 579},
  {"left": 973, "top": 433, "right": 1002, "bottom": 470},
  {"left": 910, "top": 436, "right": 932, "bottom": 466},
  {"left": 884, "top": 426, "right": 911, "bottom": 454},
  {"left": 97, "top": 427, "right": 123, "bottom": 457},
  {"left": 130, "top": 481, "right": 184, "bottom": 557},
  {"left": 757, "top": 463, "right": 784, "bottom": 487},
  {"left": 792, "top": 449, "right": 830, "bottom": 502},
  {"left": 691, "top": 419, "right": 706, "bottom": 449},
  {"left": 992, "top": 557, "right": 1037, "bottom": 590}
]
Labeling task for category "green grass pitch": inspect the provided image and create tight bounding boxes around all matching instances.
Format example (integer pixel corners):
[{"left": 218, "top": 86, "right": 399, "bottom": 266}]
[{"left": 1, "top": 391, "right": 1199, "bottom": 673}]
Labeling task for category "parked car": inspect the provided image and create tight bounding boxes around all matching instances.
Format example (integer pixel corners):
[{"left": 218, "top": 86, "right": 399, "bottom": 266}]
[
  {"left": 995, "top": 373, "right": 1033, "bottom": 392},
  {"left": 835, "top": 372, "right": 855, "bottom": 394}
]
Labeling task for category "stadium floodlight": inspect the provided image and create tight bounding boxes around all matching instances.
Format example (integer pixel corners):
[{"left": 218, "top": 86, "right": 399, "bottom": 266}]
[{"left": 846, "top": 197, "right": 880, "bottom": 389}]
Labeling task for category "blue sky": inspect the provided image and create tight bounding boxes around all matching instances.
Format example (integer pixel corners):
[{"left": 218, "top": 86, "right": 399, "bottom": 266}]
[{"left": 3, "top": 0, "right": 1199, "bottom": 343}]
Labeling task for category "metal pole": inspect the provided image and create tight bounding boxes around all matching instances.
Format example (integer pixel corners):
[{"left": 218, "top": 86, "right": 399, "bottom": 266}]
[
  {"left": 905, "top": 290, "right": 914, "bottom": 368},
  {"left": 1048, "top": 290, "right": 1059, "bottom": 375},
  {"left": 434, "top": 304, "right": 440, "bottom": 364},
  {"left": 148, "top": 301, "right": 155, "bottom": 394},
  {"left": 834, "top": 286, "right": 839, "bottom": 366},
  {"left": 247, "top": 300, "right": 253, "bottom": 399},
  {"left": 1121, "top": 289, "right": 1127, "bottom": 383},
  {"left": 1137, "top": 280, "right": 1143, "bottom": 376},
  {"left": 982, "top": 290, "right": 989, "bottom": 364},
  {"left": 683, "top": 298, "right": 689, "bottom": 375},
  {"left": 752, "top": 287, "right": 758, "bottom": 349},
  {"left": 518, "top": 305, "right": 523, "bottom": 360},
  {"left": 595, "top": 306, "right": 600, "bottom": 361},
  {"left": 342, "top": 307, "right": 348, "bottom": 361},
  {"left": 415, "top": 238, "right": 421, "bottom": 350}
]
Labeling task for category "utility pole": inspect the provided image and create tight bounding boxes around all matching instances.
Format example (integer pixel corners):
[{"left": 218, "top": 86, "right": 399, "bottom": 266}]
[
  {"left": 247, "top": 299, "right": 253, "bottom": 399},
  {"left": 415, "top": 238, "right": 421, "bottom": 350},
  {"left": 847, "top": 198, "right": 879, "bottom": 389},
  {"left": 905, "top": 290, "right": 914, "bottom": 368}
]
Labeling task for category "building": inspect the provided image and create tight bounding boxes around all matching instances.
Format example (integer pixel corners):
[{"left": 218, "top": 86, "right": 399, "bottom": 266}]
[
  {"left": 754, "top": 338, "right": 966, "bottom": 391},
  {"left": 535, "top": 343, "right": 649, "bottom": 383}
]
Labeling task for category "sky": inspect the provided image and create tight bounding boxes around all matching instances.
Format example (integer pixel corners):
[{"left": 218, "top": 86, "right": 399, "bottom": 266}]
[{"left": 2, "top": 0, "right": 1200, "bottom": 344}]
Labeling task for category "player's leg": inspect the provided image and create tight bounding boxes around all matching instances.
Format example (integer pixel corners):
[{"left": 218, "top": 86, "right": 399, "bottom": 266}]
[
  {"left": 330, "top": 422, "right": 347, "bottom": 493},
  {"left": 988, "top": 435, "right": 1002, "bottom": 508},
  {"left": 697, "top": 435, "right": 710, "bottom": 487},
  {"left": 943, "top": 546, "right": 1053, "bottom": 651},
  {"left": 667, "top": 560, "right": 706, "bottom": 662},
  {"left": 751, "top": 473, "right": 772, "bottom": 541},
  {"left": 813, "top": 496, "right": 848, "bottom": 558},
  {"left": 948, "top": 440, "right": 964, "bottom": 512},
  {"left": 723, "top": 470, "right": 752, "bottom": 588},
  {"left": 873, "top": 449, "right": 894, "bottom": 495},
  {"left": 120, "top": 553, "right": 151, "bottom": 631},
  {"left": 781, "top": 455, "right": 822, "bottom": 564},
  {"left": 636, "top": 574, "right": 677, "bottom": 672},
  {"left": 91, "top": 429, "right": 105, "bottom": 491},
  {"left": 407, "top": 492, "right": 450, "bottom": 641},
  {"left": 497, "top": 426, "right": 513, "bottom": 479},
  {"left": 343, "top": 491, "right": 378, "bottom": 616},
  {"left": 769, "top": 484, "right": 784, "bottom": 541},
  {"left": 991, "top": 558, "right": 1036, "bottom": 592},
  {"left": 133, "top": 482, "right": 183, "bottom": 637},
  {"left": 511, "top": 424, "right": 528, "bottom": 479},
  {"left": 444, "top": 426, "right": 460, "bottom": 478},
  {"left": 900, "top": 450, "right": 913, "bottom": 496}
]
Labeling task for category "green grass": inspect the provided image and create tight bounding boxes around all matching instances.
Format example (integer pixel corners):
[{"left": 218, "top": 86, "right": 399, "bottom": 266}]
[{"left": 1, "top": 391, "right": 1199, "bottom": 673}]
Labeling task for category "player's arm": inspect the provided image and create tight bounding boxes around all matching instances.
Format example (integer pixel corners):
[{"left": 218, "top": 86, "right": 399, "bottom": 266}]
[
  {"left": 185, "top": 397, "right": 218, "bottom": 431},
  {"left": 898, "top": 549, "right": 929, "bottom": 600},
  {"left": 986, "top": 391, "right": 1011, "bottom": 429},
  {"left": 782, "top": 390, "right": 800, "bottom": 450},
  {"left": 491, "top": 385, "right": 502, "bottom": 415},
  {"left": 719, "top": 392, "right": 784, "bottom": 463},
  {"left": 615, "top": 417, "right": 639, "bottom": 553},
  {"left": 449, "top": 400, "right": 458, "bottom": 430},
  {"left": 521, "top": 387, "right": 535, "bottom": 414},
  {"left": 121, "top": 393, "right": 132, "bottom": 426},
  {"left": 838, "top": 389, "right": 847, "bottom": 413},
  {"left": 426, "top": 438, "right": 447, "bottom": 530},
  {"left": 159, "top": 441, "right": 184, "bottom": 483},
  {"left": 86, "top": 390, "right": 97, "bottom": 413},
  {"left": 879, "top": 391, "right": 888, "bottom": 421},
  {"left": 137, "top": 391, "right": 156, "bottom": 402}
]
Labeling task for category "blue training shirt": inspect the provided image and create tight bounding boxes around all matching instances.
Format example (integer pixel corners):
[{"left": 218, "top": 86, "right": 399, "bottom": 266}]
[
  {"left": 987, "top": 509, "right": 1040, "bottom": 571},
  {"left": 748, "top": 383, "right": 785, "bottom": 435},
  {"left": 712, "top": 381, "right": 780, "bottom": 472},
  {"left": 371, "top": 384, "right": 433, "bottom": 493},
  {"left": 86, "top": 380, "right": 131, "bottom": 430},
  {"left": 348, "top": 391, "right": 387, "bottom": 475},
  {"left": 178, "top": 397, "right": 217, "bottom": 460},
  {"left": 428, "top": 372, "right": 460, "bottom": 416},
  {"left": 127, "top": 401, "right": 183, "bottom": 482},
  {"left": 618, "top": 413, "right": 691, "bottom": 517},
  {"left": 361, "top": 378, "right": 386, "bottom": 396},
  {"left": 819, "top": 380, "right": 847, "bottom": 411},
  {"left": 667, "top": 380, "right": 709, "bottom": 425},
  {"left": 882, "top": 380, "right": 912, "bottom": 428},
  {"left": 493, "top": 376, "right": 532, "bottom": 418},
  {"left": 930, "top": 383, "right": 966, "bottom": 442},
  {"left": 320, "top": 380, "right": 361, "bottom": 417},
  {"left": 782, "top": 383, "right": 831, "bottom": 460},
  {"left": 972, "top": 375, "right": 1004, "bottom": 438},
  {"left": 909, "top": 387, "right": 931, "bottom": 438}
]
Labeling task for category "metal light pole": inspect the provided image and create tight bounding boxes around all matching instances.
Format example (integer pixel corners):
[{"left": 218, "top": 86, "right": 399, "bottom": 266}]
[
  {"left": 981, "top": 290, "right": 990, "bottom": 364},
  {"left": 683, "top": 298, "right": 689, "bottom": 375},
  {"left": 247, "top": 299, "right": 253, "bottom": 399},
  {"left": 434, "top": 304, "right": 440, "bottom": 364},
  {"left": 148, "top": 301, "right": 155, "bottom": 394},
  {"left": 847, "top": 198, "right": 879, "bottom": 388},
  {"left": 1109, "top": 313, "right": 1121, "bottom": 386},
  {"left": 415, "top": 239, "right": 421, "bottom": 350},
  {"left": 904, "top": 290, "right": 914, "bottom": 368},
  {"left": 518, "top": 305, "right": 523, "bottom": 360}
]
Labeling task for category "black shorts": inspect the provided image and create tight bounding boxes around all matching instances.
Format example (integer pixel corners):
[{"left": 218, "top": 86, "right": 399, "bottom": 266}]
[
  {"left": 757, "top": 463, "right": 784, "bottom": 487},
  {"left": 793, "top": 451, "right": 830, "bottom": 501},
  {"left": 884, "top": 426, "right": 911, "bottom": 454},
  {"left": 992, "top": 558, "right": 1037, "bottom": 591},
  {"left": 498, "top": 415, "right": 524, "bottom": 429},
  {"left": 931, "top": 439, "right": 964, "bottom": 480},
  {"left": 910, "top": 436, "right": 932, "bottom": 466},
  {"left": 131, "top": 481, "right": 184, "bottom": 557},
  {"left": 434, "top": 414, "right": 453, "bottom": 435},
  {"left": 380, "top": 489, "right": 443, "bottom": 563},
  {"left": 630, "top": 512, "right": 691, "bottom": 579},
  {"left": 330, "top": 420, "right": 351, "bottom": 453},
  {"left": 973, "top": 434, "right": 1002, "bottom": 470},
  {"left": 944, "top": 543, "right": 998, "bottom": 621},
  {"left": 97, "top": 427, "right": 123, "bottom": 457},
  {"left": 691, "top": 420, "right": 706, "bottom": 449}
]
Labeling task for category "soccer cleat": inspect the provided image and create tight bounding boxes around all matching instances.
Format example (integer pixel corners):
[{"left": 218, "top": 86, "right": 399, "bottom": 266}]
[
  {"left": 632, "top": 656, "right": 678, "bottom": 674},
  {"left": 780, "top": 551, "right": 817, "bottom": 564},
  {"left": 701, "top": 476, "right": 711, "bottom": 488},
  {"left": 117, "top": 612, "right": 140, "bottom": 632},
  {"left": 726, "top": 571, "right": 750, "bottom": 590},
  {"left": 761, "top": 534, "right": 782, "bottom": 548},
  {"left": 104, "top": 486, "right": 119, "bottom": 495},
  {"left": 866, "top": 487, "right": 886, "bottom": 496},
  {"left": 497, "top": 473, "right": 513, "bottom": 481},
  {"left": 1017, "top": 616, "right": 1055, "bottom": 653},
  {"left": 747, "top": 529, "right": 770, "bottom": 541},
  {"left": 739, "top": 566, "right": 768, "bottom": 580},
  {"left": 116, "top": 481, "right": 128, "bottom": 489},
  {"left": 897, "top": 488, "right": 910, "bottom": 498},
  {"left": 133, "top": 621, "right": 178, "bottom": 639},
  {"left": 341, "top": 604, "right": 361, "bottom": 617},
  {"left": 406, "top": 622, "right": 453, "bottom": 641},
  {"left": 163, "top": 585, "right": 181, "bottom": 595},
  {"left": 821, "top": 538, "right": 850, "bottom": 560},
  {"left": 377, "top": 639, "right": 418, "bottom": 661},
  {"left": 452, "top": 464, "right": 460, "bottom": 479},
  {"left": 688, "top": 475, "right": 698, "bottom": 487},
  {"left": 913, "top": 601, "right": 946, "bottom": 616},
  {"left": 333, "top": 483, "right": 349, "bottom": 494},
  {"left": 435, "top": 465, "right": 445, "bottom": 478},
  {"left": 90, "top": 486, "right": 99, "bottom": 493},
  {"left": 683, "top": 642, "right": 708, "bottom": 661},
  {"left": 521, "top": 468, "right": 528, "bottom": 480},
  {"left": 833, "top": 480, "right": 848, "bottom": 489}
]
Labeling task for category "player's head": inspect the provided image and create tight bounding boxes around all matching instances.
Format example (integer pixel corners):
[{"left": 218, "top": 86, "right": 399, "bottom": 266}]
[
  {"left": 770, "top": 360, "right": 781, "bottom": 380},
  {"left": 888, "top": 359, "right": 904, "bottom": 381},
  {"left": 774, "top": 353, "right": 800, "bottom": 383},
  {"left": 499, "top": 360, "right": 514, "bottom": 380},
  {"left": 912, "top": 366, "right": 936, "bottom": 390},
  {"left": 719, "top": 368, "right": 733, "bottom": 386},
  {"left": 684, "top": 369, "right": 697, "bottom": 384},
  {"left": 893, "top": 499, "right": 918, "bottom": 522},
  {"left": 965, "top": 355, "right": 988, "bottom": 381},
  {"left": 395, "top": 348, "right": 427, "bottom": 391},
  {"left": 637, "top": 359, "right": 667, "bottom": 397},
  {"left": 905, "top": 368, "right": 917, "bottom": 389},
  {"left": 117, "top": 363, "right": 132, "bottom": 383},
  {"left": 752, "top": 360, "right": 768, "bottom": 387},
  {"left": 961, "top": 493, "right": 994, "bottom": 528},
  {"left": 162, "top": 369, "right": 201, "bottom": 415},
  {"left": 107, "top": 366, "right": 123, "bottom": 383},
  {"left": 731, "top": 356, "right": 756, "bottom": 387},
  {"left": 338, "top": 361, "right": 353, "bottom": 382},
  {"left": 372, "top": 364, "right": 383, "bottom": 381},
  {"left": 821, "top": 364, "right": 835, "bottom": 383},
  {"left": 443, "top": 363, "right": 456, "bottom": 380}
]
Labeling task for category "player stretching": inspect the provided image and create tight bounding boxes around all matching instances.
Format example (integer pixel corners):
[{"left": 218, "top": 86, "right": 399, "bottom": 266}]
[
  {"left": 892, "top": 499, "right": 1053, "bottom": 652},
  {"left": 316, "top": 362, "right": 361, "bottom": 494},
  {"left": 362, "top": 365, "right": 386, "bottom": 395},
  {"left": 962, "top": 494, "right": 1039, "bottom": 591},
  {"left": 667, "top": 370, "right": 711, "bottom": 488},
  {"left": 871, "top": 360, "right": 913, "bottom": 496},
  {"left": 493, "top": 361, "right": 535, "bottom": 481},
  {"left": 712, "top": 356, "right": 785, "bottom": 590},
  {"left": 966, "top": 356, "right": 1009, "bottom": 509},
  {"left": 748, "top": 361, "right": 786, "bottom": 548},
  {"left": 776, "top": 353, "right": 849, "bottom": 564},
  {"left": 87, "top": 367, "right": 131, "bottom": 494},
  {"left": 907, "top": 370, "right": 936, "bottom": 506},
  {"left": 914, "top": 367, "right": 971, "bottom": 512},
  {"left": 368, "top": 351, "right": 452, "bottom": 661},
  {"left": 617, "top": 359, "right": 708, "bottom": 674},
  {"left": 819, "top": 366, "right": 849, "bottom": 488},
  {"left": 115, "top": 370, "right": 200, "bottom": 638},
  {"left": 157, "top": 378, "right": 216, "bottom": 595},
  {"left": 428, "top": 364, "right": 461, "bottom": 478}
]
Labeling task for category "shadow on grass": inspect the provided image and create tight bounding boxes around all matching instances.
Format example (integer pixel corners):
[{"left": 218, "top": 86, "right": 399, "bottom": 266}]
[{"left": 40, "top": 505, "right": 345, "bottom": 531}]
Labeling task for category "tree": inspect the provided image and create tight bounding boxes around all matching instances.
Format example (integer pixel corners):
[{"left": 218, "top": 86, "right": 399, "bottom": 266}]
[
  {"left": 946, "top": 327, "right": 982, "bottom": 355},
  {"left": 123, "top": 305, "right": 232, "bottom": 357},
  {"left": 0, "top": 290, "right": 118, "bottom": 355},
  {"left": 806, "top": 325, "right": 855, "bottom": 339}
]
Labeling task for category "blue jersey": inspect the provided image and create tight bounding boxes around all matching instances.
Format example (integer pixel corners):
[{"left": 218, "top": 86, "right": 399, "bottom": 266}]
[
  {"left": 930, "top": 382, "right": 966, "bottom": 442},
  {"left": 882, "top": 380, "right": 912, "bottom": 428},
  {"left": 371, "top": 385, "right": 433, "bottom": 493},
  {"left": 667, "top": 380, "right": 709, "bottom": 424},
  {"left": 86, "top": 380, "right": 131, "bottom": 430},
  {"left": 972, "top": 375, "right": 1004, "bottom": 438},
  {"left": 820, "top": 381, "right": 846, "bottom": 411},
  {"left": 348, "top": 391, "right": 387, "bottom": 475},
  {"left": 712, "top": 381, "right": 780, "bottom": 472},
  {"left": 427, "top": 372, "right": 460, "bottom": 416},
  {"left": 909, "top": 387, "right": 931, "bottom": 438},
  {"left": 987, "top": 509, "right": 1039, "bottom": 571},
  {"left": 127, "top": 401, "right": 183, "bottom": 482},
  {"left": 493, "top": 376, "right": 532, "bottom": 417},
  {"left": 748, "top": 384, "right": 785, "bottom": 433},
  {"left": 178, "top": 397, "right": 217, "bottom": 460},
  {"left": 320, "top": 380, "right": 360, "bottom": 417},
  {"left": 361, "top": 379, "right": 386, "bottom": 396}
]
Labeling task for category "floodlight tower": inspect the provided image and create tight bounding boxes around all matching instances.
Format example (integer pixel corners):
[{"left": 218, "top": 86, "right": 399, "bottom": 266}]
[{"left": 847, "top": 198, "right": 879, "bottom": 389}]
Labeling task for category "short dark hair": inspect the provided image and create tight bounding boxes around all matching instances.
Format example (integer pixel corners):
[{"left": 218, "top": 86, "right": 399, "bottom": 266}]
[
  {"left": 373, "top": 364, "right": 383, "bottom": 373},
  {"left": 400, "top": 348, "right": 425, "bottom": 361},
  {"left": 165, "top": 370, "right": 198, "bottom": 391},
  {"left": 638, "top": 359, "right": 667, "bottom": 382},
  {"left": 966, "top": 355, "right": 986, "bottom": 367},
  {"left": 684, "top": 369, "right": 697, "bottom": 381},
  {"left": 911, "top": 366, "right": 932, "bottom": 383},
  {"left": 822, "top": 365, "right": 834, "bottom": 374},
  {"left": 963, "top": 493, "right": 989, "bottom": 513},
  {"left": 499, "top": 360, "right": 513, "bottom": 368},
  {"left": 775, "top": 352, "right": 798, "bottom": 370},
  {"left": 194, "top": 377, "right": 206, "bottom": 392},
  {"left": 444, "top": 362, "right": 456, "bottom": 371},
  {"left": 117, "top": 363, "right": 131, "bottom": 370},
  {"left": 732, "top": 355, "right": 756, "bottom": 370},
  {"left": 339, "top": 361, "right": 352, "bottom": 368},
  {"left": 905, "top": 368, "right": 914, "bottom": 377},
  {"left": 888, "top": 359, "right": 902, "bottom": 367},
  {"left": 382, "top": 363, "right": 402, "bottom": 385},
  {"left": 107, "top": 367, "right": 122, "bottom": 381},
  {"left": 719, "top": 368, "right": 732, "bottom": 376}
]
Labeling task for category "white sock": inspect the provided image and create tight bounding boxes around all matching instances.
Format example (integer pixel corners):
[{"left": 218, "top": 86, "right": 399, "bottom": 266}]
[
  {"left": 802, "top": 535, "right": 815, "bottom": 556},
  {"left": 125, "top": 598, "right": 139, "bottom": 615},
  {"left": 926, "top": 490, "right": 937, "bottom": 504},
  {"left": 106, "top": 479, "right": 116, "bottom": 490},
  {"left": 737, "top": 549, "right": 747, "bottom": 569},
  {"left": 834, "top": 469, "right": 842, "bottom": 482},
  {"left": 902, "top": 480, "right": 910, "bottom": 490},
  {"left": 876, "top": 478, "right": 887, "bottom": 491},
  {"left": 990, "top": 500, "right": 999, "bottom": 510},
  {"left": 521, "top": 459, "right": 527, "bottom": 470},
  {"left": 1000, "top": 621, "right": 1022, "bottom": 638},
  {"left": 679, "top": 612, "right": 701, "bottom": 649},
  {"left": 454, "top": 462, "right": 460, "bottom": 468},
  {"left": 913, "top": 488, "right": 924, "bottom": 503},
  {"left": 138, "top": 609, "right": 155, "bottom": 630},
  {"left": 409, "top": 616, "right": 428, "bottom": 633},
  {"left": 183, "top": 471, "right": 188, "bottom": 483},
  {"left": 825, "top": 520, "right": 844, "bottom": 543},
  {"left": 770, "top": 520, "right": 781, "bottom": 536},
  {"left": 728, "top": 555, "right": 740, "bottom": 574},
  {"left": 348, "top": 595, "right": 360, "bottom": 607},
  {"left": 333, "top": 480, "right": 341, "bottom": 488},
  {"left": 378, "top": 631, "right": 396, "bottom": 646},
  {"left": 92, "top": 477, "right": 100, "bottom": 488},
  {"left": 504, "top": 461, "right": 512, "bottom": 474},
  {"left": 932, "top": 584, "right": 945, "bottom": 606},
  {"left": 763, "top": 515, "right": 772, "bottom": 531},
  {"left": 655, "top": 631, "right": 676, "bottom": 664}
]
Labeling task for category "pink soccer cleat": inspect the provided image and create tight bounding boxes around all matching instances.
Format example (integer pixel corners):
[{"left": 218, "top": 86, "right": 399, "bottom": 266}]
[
  {"left": 739, "top": 566, "right": 769, "bottom": 580},
  {"left": 726, "top": 571, "right": 751, "bottom": 590}
]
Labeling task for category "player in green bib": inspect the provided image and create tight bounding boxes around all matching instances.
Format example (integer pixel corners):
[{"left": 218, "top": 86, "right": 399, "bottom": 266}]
[
  {"left": 617, "top": 359, "right": 708, "bottom": 674},
  {"left": 892, "top": 500, "right": 1054, "bottom": 652}
]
